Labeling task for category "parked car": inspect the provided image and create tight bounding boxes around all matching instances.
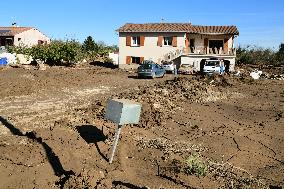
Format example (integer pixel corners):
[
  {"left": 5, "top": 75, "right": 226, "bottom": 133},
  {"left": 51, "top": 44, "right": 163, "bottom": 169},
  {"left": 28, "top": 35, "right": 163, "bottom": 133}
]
[
  {"left": 138, "top": 61, "right": 165, "bottom": 78},
  {"left": 178, "top": 63, "right": 194, "bottom": 75},
  {"left": 203, "top": 60, "right": 221, "bottom": 74},
  {"left": 162, "top": 61, "right": 175, "bottom": 73}
]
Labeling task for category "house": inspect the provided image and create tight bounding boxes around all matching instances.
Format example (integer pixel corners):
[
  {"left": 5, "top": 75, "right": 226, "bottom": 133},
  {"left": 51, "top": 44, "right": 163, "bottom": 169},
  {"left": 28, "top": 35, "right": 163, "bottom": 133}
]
[
  {"left": 0, "top": 26, "right": 50, "bottom": 47},
  {"left": 117, "top": 23, "right": 239, "bottom": 72}
]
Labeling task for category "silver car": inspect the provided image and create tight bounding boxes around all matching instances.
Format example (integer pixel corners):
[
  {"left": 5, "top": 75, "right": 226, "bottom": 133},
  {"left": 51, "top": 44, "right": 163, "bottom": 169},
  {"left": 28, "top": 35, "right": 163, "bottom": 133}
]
[{"left": 162, "top": 61, "right": 175, "bottom": 73}]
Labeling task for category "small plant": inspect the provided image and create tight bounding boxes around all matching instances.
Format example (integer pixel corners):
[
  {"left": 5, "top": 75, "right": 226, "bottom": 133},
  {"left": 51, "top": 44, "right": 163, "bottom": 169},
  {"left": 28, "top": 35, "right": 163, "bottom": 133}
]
[
  {"left": 183, "top": 154, "right": 207, "bottom": 177},
  {"left": 191, "top": 124, "right": 199, "bottom": 129}
]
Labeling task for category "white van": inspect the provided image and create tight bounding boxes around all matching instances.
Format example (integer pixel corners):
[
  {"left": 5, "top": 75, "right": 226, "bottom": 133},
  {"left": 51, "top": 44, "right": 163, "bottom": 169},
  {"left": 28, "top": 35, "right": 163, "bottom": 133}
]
[{"left": 203, "top": 60, "right": 221, "bottom": 74}]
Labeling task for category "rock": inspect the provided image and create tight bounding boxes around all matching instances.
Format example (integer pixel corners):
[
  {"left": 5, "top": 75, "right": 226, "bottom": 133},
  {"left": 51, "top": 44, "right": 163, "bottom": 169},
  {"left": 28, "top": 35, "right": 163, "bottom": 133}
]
[
  {"left": 96, "top": 178, "right": 112, "bottom": 189},
  {"left": 38, "top": 63, "right": 47, "bottom": 70}
]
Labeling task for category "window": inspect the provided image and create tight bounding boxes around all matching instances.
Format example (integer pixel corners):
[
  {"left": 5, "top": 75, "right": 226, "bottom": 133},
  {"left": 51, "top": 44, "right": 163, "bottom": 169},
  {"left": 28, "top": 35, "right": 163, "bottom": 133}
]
[
  {"left": 164, "top": 37, "right": 173, "bottom": 46},
  {"left": 132, "top": 36, "right": 140, "bottom": 46},
  {"left": 209, "top": 40, "right": 224, "bottom": 49},
  {"left": 18, "top": 38, "right": 21, "bottom": 41},
  {"left": 209, "top": 40, "right": 224, "bottom": 54},
  {"left": 132, "top": 57, "right": 140, "bottom": 64}
]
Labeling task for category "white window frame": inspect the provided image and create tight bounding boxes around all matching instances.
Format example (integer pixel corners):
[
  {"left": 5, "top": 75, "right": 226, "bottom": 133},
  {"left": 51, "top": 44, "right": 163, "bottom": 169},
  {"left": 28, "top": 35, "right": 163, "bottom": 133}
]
[
  {"left": 163, "top": 37, "right": 173, "bottom": 46},
  {"left": 131, "top": 36, "right": 140, "bottom": 46}
]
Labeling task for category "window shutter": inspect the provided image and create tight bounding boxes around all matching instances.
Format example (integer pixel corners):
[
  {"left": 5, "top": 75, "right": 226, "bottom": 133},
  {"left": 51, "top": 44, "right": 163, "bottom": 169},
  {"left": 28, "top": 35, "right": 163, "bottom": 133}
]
[
  {"left": 140, "top": 36, "right": 145, "bottom": 46},
  {"left": 126, "top": 56, "right": 131, "bottom": 64},
  {"left": 157, "top": 36, "right": 163, "bottom": 46},
  {"left": 140, "top": 57, "right": 144, "bottom": 64},
  {"left": 172, "top": 36, "right": 177, "bottom": 47},
  {"left": 224, "top": 38, "right": 229, "bottom": 54},
  {"left": 126, "top": 36, "right": 131, "bottom": 46},
  {"left": 185, "top": 38, "right": 189, "bottom": 53}
]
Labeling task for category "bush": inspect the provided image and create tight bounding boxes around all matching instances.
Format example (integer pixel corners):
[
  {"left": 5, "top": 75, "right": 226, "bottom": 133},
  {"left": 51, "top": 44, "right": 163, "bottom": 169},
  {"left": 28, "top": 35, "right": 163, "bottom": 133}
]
[
  {"left": 9, "top": 37, "right": 116, "bottom": 66},
  {"left": 183, "top": 154, "right": 207, "bottom": 177},
  {"left": 236, "top": 44, "right": 284, "bottom": 66},
  {"left": 9, "top": 40, "right": 84, "bottom": 66}
]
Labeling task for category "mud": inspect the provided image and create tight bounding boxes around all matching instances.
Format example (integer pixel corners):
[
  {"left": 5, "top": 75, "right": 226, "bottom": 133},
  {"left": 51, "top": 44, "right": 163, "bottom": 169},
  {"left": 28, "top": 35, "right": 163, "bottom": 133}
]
[{"left": 0, "top": 65, "right": 283, "bottom": 188}]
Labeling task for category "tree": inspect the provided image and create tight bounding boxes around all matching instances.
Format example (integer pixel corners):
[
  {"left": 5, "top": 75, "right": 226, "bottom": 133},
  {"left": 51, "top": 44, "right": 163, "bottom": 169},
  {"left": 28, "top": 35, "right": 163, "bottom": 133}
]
[
  {"left": 279, "top": 43, "right": 284, "bottom": 53},
  {"left": 82, "top": 36, "right": 96, "bottom": 52},
  {"left": 275, "top": 43, "right": 284, "bottom": 65}
]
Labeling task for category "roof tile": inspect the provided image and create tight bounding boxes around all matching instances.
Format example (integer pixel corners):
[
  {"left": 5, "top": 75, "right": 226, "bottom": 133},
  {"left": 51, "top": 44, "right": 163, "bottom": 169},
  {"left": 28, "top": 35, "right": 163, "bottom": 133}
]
[
  {"left": 0, "top": 27, "right": 32, "bottom": 36},
  {"left": 117, "top": 23, "right": 239, "bottom": 35}
]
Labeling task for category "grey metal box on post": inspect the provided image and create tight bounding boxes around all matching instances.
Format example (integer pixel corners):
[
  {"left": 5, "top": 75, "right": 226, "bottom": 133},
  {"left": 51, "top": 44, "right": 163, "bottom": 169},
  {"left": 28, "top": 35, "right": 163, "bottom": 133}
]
[
  {"left": 105, "top": 98, "right": 141, "bottom": 125},
  {"left": 105, "top": 98, "right": 142, "bottom": 163}
]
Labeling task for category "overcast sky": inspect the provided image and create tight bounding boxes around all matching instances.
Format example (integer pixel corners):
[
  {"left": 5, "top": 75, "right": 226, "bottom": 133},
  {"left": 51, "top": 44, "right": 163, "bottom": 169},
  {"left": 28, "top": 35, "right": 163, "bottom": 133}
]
[{"left": 1, "top": 0, "right": 283, "bottom": 49}]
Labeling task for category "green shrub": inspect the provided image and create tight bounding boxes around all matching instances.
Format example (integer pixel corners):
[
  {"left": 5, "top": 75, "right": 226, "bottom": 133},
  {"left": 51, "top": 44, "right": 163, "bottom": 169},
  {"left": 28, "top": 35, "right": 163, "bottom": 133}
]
[
  {"left": 183, "top": 154, "right": 207, "bottom": 177},
  {"left": 8, "top": 37, "right": 116, "bottom": 66},
  {"left": 236, "top": 44, "right": 284, "bottom": 65}
]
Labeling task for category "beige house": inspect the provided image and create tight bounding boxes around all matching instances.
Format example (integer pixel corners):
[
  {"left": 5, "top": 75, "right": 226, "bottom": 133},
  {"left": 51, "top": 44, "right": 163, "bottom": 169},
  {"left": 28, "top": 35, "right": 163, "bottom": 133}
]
[
  {"left": 0, "top": 26, "right": 50, "bottom": 47},
  {"left": 117, "top": 23, "right": 239, "bottom": 71}
]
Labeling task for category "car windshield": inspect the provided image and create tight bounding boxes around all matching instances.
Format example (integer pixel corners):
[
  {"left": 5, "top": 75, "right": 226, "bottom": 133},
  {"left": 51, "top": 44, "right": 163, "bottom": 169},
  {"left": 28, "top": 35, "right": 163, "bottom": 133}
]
[
  {"left": 141, "top": 64, "right": 153, "bottom": 69},
  {"left": 205, "top": 61, "right": 219, "bottom": 66}
]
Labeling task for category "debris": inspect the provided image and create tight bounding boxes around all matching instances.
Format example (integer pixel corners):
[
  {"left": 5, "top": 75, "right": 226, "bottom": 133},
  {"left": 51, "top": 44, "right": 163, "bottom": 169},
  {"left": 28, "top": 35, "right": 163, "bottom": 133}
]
[
  {"left": 250, "top": 70, "right": 263, "bottom": 79},
  {"left": 0, "top": 52, "right": 16, "bottom": 64},
  {"left": 234, "top": 70, "right": 241, "bottom": 76}
]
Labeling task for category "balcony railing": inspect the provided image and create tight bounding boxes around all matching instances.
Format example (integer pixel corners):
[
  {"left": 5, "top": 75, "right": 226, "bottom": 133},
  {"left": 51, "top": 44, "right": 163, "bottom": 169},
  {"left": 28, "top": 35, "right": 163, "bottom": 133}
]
[
  {"left": 185, "top": 46, "right": 236, "bottom": 56},
  {"left": 160, "top": 46, "right": 236, "bottom": 63},
  {"left": 161, "top": 47, "right": 184, "bottom": 62}
]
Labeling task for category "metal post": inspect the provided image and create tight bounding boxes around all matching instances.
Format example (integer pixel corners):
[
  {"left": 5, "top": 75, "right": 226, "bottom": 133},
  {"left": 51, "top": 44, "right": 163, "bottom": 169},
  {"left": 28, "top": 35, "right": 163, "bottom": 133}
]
[{"left": 109, "top": 125, "right": 122, "bottom": 164}]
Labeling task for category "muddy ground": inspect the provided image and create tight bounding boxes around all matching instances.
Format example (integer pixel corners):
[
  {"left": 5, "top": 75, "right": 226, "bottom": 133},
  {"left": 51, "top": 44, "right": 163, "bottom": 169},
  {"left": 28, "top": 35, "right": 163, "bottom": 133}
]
[{"left": 0, "top": 64, "right": 283, "bottom": 189}]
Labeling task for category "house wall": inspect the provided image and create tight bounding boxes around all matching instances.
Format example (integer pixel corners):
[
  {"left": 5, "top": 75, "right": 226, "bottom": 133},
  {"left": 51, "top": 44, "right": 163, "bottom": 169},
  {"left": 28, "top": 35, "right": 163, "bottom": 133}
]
[
  {"left": 109, "top": 52, "right": 119, "bottom": 65},
  {"left": 119, "top": 32, "right": 186, "bottom": 68},
  {"left": 14, "top": 28, "right": 50, "bottom": 47}
]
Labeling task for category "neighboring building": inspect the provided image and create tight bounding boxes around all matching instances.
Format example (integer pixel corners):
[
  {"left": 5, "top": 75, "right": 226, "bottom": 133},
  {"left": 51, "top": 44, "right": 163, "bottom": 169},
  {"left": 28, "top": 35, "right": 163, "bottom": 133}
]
[
  {"left": 109, "top": 52, "right": 119, "bottom": 65},
  {"left": 0, "top": 26, "right": 50, "bottom": 47},
  {"left": 117, "top": 23, "right": 239, "bottom": 71}
]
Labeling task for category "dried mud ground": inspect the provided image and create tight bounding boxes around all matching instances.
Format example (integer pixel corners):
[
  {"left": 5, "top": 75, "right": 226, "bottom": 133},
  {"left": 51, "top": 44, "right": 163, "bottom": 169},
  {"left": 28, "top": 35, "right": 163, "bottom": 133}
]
[{"left": 0, "top": 65, "right": 283, "bottom": 189}]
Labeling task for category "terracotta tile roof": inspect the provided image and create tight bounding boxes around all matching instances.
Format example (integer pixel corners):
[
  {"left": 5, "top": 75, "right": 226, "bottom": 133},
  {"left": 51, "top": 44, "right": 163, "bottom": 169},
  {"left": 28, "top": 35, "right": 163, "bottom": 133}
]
[
  {"left": 0, "top": 27, "right": 33, "bottom": 36},
  {"left": 117, "top": 23, "right": 195, "bottom": 33},
  {"left": 117, "top": 23, "right": 239, "bottom": 35},
  {"left": 191, "top": 25, "right": 239, "bottom": 35}
]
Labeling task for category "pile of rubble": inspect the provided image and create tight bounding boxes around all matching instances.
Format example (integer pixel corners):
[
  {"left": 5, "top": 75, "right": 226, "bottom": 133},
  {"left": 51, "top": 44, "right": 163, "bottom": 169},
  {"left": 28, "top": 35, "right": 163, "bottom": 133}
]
[
  {"left": 234, "top": 65, "right": 284, "bottom": 80},
  {"left": 249, "top": 70, "right": 284, "bottom": 80}
]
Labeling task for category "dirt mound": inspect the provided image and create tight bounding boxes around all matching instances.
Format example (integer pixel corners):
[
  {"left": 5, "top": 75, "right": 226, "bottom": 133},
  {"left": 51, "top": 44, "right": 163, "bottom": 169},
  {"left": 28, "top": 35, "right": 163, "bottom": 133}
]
[
  {"left": 203, "top": 74, "right": 234, "bottom": 87},
  {"left": 79, "top": 77, "right": 242, "bottom": 129},
  {"left": 114, "top": 77, "right": 239, "bottom": 128}
]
